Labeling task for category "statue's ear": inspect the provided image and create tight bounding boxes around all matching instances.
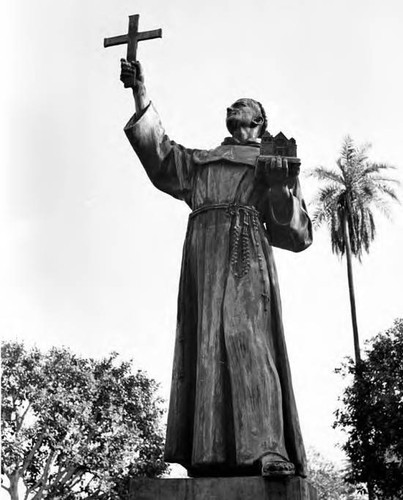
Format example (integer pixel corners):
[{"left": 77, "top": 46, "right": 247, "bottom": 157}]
[{"left": 251, "top": 116, "right": 264, "bottom": 128}]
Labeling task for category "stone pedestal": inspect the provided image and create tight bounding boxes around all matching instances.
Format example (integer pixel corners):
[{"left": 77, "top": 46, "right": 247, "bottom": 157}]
[{"left": 128, "top": 476, "right": 318, "bottom": 500}]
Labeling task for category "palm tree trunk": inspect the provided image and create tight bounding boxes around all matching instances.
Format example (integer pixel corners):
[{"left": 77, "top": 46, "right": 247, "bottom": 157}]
[{"left": 343, "top": 215, "right": 361, "bottom": 364}]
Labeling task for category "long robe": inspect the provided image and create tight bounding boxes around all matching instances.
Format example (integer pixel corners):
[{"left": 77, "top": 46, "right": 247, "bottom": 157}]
[{"left": 125, "top": 103, "right": 312, "bottom": 477}]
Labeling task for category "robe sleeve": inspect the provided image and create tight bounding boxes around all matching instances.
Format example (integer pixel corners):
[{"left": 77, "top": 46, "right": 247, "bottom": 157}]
[
  {"left": 124, "top": 103, "right": 196, "bottom": 205},
  {"left": 262, "top": 178, "right": 313, "bottom": 253}
]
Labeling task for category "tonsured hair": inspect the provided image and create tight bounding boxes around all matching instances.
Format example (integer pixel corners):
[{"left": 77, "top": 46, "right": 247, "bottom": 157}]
[{"left": 254, "top": 100, "right": 267, "bottom": 138}]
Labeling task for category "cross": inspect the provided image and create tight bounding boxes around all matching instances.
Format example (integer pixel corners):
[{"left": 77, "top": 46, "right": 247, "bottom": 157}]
[{"left": 104, "top": 14, "right": 162, "bottom": 63}]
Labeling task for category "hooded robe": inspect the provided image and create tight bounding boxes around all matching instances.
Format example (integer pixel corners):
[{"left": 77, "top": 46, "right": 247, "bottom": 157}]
[{"left": 124, "top": 103, "right": 312, "bottom": 477}]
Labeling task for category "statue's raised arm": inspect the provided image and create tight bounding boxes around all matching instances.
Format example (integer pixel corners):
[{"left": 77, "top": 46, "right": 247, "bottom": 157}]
[{"left": 122, "top": 60, "right": 196, "bottom": 204}]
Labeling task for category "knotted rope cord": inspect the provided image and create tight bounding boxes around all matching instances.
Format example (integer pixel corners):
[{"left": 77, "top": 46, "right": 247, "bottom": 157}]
[{"left": 251, "top": 210, "right": 270, "bottom": 311}]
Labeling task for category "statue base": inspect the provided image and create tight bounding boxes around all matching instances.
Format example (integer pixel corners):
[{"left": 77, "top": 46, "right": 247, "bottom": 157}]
[{"left": 129, "top": 476, "right": 318, "bottom": 499}]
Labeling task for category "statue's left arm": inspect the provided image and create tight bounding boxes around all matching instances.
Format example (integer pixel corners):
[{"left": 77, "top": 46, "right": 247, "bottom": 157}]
[
  {"left": 124, "top": 104, "right": 195, "bottom": 204},
  {"left": 121, "top": 60, "right": 195, "bottom": 204},
  {"left": 263, "top": 179, "right": 313, "bottom": 253}
]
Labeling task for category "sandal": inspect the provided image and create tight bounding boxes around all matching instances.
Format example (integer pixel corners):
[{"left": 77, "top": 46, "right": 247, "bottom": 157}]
[{"left": 260, "top": 452, "right": 295, "bottom": 478}]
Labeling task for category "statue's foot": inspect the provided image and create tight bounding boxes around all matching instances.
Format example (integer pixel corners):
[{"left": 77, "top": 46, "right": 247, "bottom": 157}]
[{"left": 260, "top": 453, "right": 295, "bottom": 478}]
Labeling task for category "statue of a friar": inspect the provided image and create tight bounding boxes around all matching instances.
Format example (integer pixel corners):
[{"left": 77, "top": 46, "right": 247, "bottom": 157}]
[{"left": 120, "top": 59, "right": 312, "bottom": 479}]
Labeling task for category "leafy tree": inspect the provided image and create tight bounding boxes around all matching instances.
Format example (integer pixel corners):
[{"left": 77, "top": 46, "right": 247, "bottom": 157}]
[
  {"left": 1, "top": 341, "right": 168, "bottom": 500},
  {"left": 334, "top": 319, "right": 403, "bottom": 499},
  {"left": 310, "top": 137, "right": 399, "bottom": 363},
  {"left": 307, "top": 448, "right": 362, "bottom": 500}
]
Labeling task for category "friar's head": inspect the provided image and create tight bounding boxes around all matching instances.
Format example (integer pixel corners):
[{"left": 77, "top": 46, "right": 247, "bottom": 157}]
[{"left": 226, "top": 98, "right": 267, "bottom": 141}]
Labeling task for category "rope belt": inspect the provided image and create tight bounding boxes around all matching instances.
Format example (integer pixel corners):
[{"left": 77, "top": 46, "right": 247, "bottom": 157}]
[{"left": 189, "top": 203, "right": 260, "bottom": 219}]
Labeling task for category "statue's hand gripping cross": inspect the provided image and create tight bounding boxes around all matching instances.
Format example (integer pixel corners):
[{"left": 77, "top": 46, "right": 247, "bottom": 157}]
[{"left": 104, "top": 14, "right": 162, "bottom": 87}]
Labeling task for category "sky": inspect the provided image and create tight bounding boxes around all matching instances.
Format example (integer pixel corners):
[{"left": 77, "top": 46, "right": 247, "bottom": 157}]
[{"left": 2, "top": 0, "right": 403, "bottom": 478}]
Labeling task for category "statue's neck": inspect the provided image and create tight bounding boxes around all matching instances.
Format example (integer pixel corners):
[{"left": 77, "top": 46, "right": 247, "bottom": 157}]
[
  {"left": 231, "top": 126, "right": 260, "bottom": 144},
  {"left": 222, "top": 136, "right": 260, "bottom": 147}
]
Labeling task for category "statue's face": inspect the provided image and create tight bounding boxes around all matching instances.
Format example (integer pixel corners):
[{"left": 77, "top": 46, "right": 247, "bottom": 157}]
[{"left": 226, "top": 99, "right": 260, "bottom": 135}]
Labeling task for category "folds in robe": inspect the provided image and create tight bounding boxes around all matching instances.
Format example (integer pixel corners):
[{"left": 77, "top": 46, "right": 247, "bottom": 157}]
[{"left": 124, "top": 103, "right": 312, "bottom": 477}]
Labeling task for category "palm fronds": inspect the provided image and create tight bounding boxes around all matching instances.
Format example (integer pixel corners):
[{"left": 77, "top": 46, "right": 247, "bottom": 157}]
[{"left": 310, "top": 137, "right": 399, "bottom": 260}]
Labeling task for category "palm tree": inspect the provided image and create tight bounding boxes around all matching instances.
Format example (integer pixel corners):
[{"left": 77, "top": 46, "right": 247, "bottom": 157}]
[{"left": 310, "top": 136, "right": 399, "bottom": 364}]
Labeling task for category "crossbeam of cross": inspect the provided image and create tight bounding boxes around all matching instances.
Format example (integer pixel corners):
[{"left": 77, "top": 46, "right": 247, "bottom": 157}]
[{"left": 104, "top": 14, "right": 162, "bottom": 63}]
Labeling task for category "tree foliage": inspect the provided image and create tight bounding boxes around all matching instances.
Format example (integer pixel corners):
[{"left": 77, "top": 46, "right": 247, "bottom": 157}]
[
  {"left": 334, "top": 319, "right": 403, "bottom": 499},
  {"left": 1, "top": 342, "right": 168, "bottom": 500},
  {"left": 307, "top": 448, "right": 361, "bottom": 500},
  {"left": 310, "top": 136, "right": 399, "bottom": 260}
]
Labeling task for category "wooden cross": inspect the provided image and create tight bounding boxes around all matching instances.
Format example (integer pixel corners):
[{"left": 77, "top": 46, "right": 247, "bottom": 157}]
[{"left": 104, "top": 14, "right": 162, "bottom": 63}]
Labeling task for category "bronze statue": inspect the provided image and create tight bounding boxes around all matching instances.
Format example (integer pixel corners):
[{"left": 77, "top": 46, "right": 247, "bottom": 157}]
[{"left": 120, "top": 60, "right": 312, "bottom": 479}]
